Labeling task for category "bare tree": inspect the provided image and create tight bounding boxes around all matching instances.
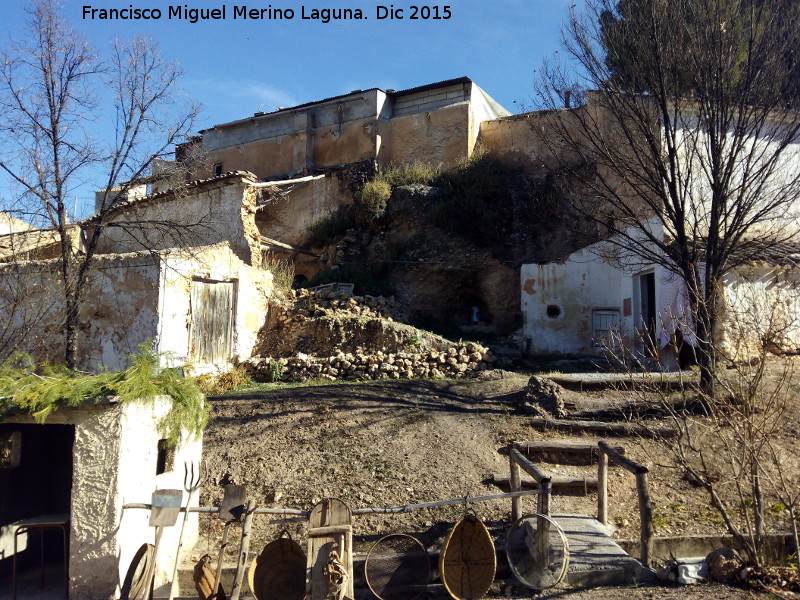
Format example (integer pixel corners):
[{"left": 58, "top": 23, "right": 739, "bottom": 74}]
[
  {"left": 534, "top": 0, "right": 800, "bottom": 394},
  {"left": 608, "top": 289, "right": 800, "bottom": 570},
  {"left": 0, "top": 0, "right": 200, "bottom": 368}
]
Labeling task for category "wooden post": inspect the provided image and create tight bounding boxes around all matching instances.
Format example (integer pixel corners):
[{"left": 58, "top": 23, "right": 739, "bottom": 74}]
[
  {"left": 535, "top": 477, "right": 552, "bottom": 568},
  {"left": 509, "top": 451, "right": 522, "bottom": 522},
  {"left": 636, "top": 472, "right": 654, "bottom": 567},
  {"left": 307, "top": 498, "right": 353, "bottom": 600},
  {"left": 230, "top": 499, "right": 256, "bottom": 600},
  {"left": 598, "top": 450, "right": 608, "bottom": 525}
]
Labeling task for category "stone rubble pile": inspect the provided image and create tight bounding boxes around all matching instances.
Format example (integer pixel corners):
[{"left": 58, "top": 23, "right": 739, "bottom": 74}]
[
  {"left": 247, "top": 341, "right": 496, "bottom": 382},
  {"left": 271, "top": 287, "right": 400, "bottom": 324},
  {"left": 249, "top": 286, "right": 501, "bottom": 382}
]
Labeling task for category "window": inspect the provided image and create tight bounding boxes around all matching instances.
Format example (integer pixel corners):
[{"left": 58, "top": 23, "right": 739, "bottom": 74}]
[
  {"left": 592, "top": 309, "right": 621, "bottom": 346},
  {"left": 0, "top": 431, "right": 21, "bottom": 468},
  {"left": 213, "top": 163, "right": 223, "bottom": 177},
  {"left": 156, "top": 439, "right": 175, "bottom": 475}
]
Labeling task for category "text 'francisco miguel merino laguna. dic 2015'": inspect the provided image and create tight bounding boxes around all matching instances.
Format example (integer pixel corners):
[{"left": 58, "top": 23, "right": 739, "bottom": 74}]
[{"left": 82, "top": 5, "right": 453, "bottom": 23}]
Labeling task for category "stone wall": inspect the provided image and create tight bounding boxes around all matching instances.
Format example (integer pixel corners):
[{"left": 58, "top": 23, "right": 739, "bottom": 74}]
[
  {"left": 96, "top": 173, "right": 261, "bottom": 268},
  {"left": 0, "top": 253, "right": 161, "bottom": 371},
  {"left": 249, "top": 341, "right": 496, "bottom": 382}
]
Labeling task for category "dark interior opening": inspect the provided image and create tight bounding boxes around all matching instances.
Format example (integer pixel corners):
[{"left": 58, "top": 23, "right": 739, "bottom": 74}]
[
  {"left": 156, "top": 439, "right": 175, "bottom": 475},
  {"left": 639, "top": 272, "right": 657, "bottom": 345},
  {"left": 0, "top": 423, "right": 74, "bottom": 577},
  {"left": 546, "top": 304, "right": 561, "bottom": 319}
]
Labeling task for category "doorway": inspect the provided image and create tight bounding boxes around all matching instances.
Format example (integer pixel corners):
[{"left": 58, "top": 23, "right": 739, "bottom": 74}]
[
  {"left": 189, "top": 279, "right": 236, "bottom": 366},
  {"left": 0, "top": 423, "right": 74, "bottom": 580},
  {"left": 635, "top": 271, "right": 657, "bottom": 357}
]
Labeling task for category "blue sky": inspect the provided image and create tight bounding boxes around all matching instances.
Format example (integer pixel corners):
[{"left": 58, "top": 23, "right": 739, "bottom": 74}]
[{"left": 0, "top": 0, "right": 577, "bottom": 213}]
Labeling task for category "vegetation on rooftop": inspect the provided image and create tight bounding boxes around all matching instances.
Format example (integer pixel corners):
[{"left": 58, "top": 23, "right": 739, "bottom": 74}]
[
  {"left": 0, "top": 346, "right": 207, "bottom": 446},
  {"left": 309, "top": 151, "right": 563, "bottom": 253}
]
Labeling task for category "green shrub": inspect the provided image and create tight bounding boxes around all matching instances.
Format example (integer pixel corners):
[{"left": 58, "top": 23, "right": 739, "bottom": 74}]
[
  {"left": 380, "top": 162, "right": 439, "bottom": 187},
  {"left": 262, "top": 359, "right": 284, "bottom": 383},
  {"left": 356, "top": 179, "right": 392, "bottom": 222},
  {"left": 0, "top": 345, "right": 207, "bottom": 446},
  {"left": 261, "top": 251, "right": 295, "bottom": 290}
]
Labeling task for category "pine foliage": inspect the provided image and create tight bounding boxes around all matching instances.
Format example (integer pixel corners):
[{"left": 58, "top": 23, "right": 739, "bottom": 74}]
[{"left": 0, "top": 346, "right": 207, "bottom": 446}]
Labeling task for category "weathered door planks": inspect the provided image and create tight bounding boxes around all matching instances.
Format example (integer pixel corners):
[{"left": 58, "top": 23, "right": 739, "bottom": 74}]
[{"left": 189, "top": 279, "right": 235, "bottom": 365}]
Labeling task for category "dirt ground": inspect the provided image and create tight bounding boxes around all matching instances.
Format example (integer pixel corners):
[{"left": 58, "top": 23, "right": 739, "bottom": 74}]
[{"left": 196, "top": 364, "right": 798, "bottom": 598}]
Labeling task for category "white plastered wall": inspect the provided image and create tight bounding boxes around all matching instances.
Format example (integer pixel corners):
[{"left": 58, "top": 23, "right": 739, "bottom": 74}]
[
  {"left": 1, "top": 398, "right": 202, "bottom": 599},
  {"left": 521, "top": 243, "right": 627, "bottom": 355},
  {"left": 156, "top": 243, "right": 272, "bottom": 373},
  {"left": 719, "top": 265, "right": 800, "bottom": 360},
  {"left": 520, "top": 236, "right": 679, "bottom": 360}
]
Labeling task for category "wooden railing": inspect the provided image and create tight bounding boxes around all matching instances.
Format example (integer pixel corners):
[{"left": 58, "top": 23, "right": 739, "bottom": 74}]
[
  {"left": 507, "top": 444, "right": 551, "bottom": 522},
  {"left": 597, "top": 440, "right": 653, "bottom": 567},
  {"left": 507, "top": 444, "right": 553, "bottom": 567}
]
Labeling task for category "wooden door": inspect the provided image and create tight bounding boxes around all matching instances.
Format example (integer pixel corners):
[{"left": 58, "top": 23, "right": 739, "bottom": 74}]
[{"left": 189, "top": 280, "right": 235, "bottom": 365}]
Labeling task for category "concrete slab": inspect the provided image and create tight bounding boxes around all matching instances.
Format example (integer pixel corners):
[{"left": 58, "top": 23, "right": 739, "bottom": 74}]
[{"left": 553, "top": 514, "right": 655, "bottom": 587}]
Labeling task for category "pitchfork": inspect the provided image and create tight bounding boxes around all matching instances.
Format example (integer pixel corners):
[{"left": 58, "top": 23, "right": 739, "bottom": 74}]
[{"left": 167, "top": 462, "right": 204, "bottom": 600}]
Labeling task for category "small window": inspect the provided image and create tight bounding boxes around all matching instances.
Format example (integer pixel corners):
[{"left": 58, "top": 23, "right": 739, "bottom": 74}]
[
  {"left": 0, "top": 431, "right": 21, "bottom": 469},
  {"left": 213, "top": 163, "right": 224, "bottom": 177},
  {"left": 593, "top": 309, "right": 621, "bottom": 346},
  {"left": 156, "top": 439, "right": 176, "bottom": 475},
  {"left": 546, "top": 304, "right": 561, "bottom": 319}
]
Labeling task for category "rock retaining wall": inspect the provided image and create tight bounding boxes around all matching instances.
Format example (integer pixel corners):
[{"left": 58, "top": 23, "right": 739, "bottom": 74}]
[{"left": 247, "top": 342, "right": 496, "bottom": 382}]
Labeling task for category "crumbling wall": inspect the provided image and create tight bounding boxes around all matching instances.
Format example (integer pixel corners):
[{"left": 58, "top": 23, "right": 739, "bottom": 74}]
[
  {"left": 0, "top": 253, "right": 161, "bottom": 370},
  {"left": 0, "top": 243, "right": 271, "bottom": 373},
  {"left": 96, "top": 174, "right": 259, "bottom": 266},
  {"left": 255, "top": 174, "right": 353, "bottom": 248},
  {"left": 157, "top": 244, "right": 273, "bottom": 373},
  {"left": 719, "top": 266, "right": 800, "bottom": 359}
]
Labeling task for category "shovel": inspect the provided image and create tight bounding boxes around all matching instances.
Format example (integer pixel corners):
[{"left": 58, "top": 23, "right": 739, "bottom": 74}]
[
  {"left": 212, "top": 484, "right": 245, "bottom": 600},
  {"left": 143, "top": 489, "right": 183, "bottom": 600}
]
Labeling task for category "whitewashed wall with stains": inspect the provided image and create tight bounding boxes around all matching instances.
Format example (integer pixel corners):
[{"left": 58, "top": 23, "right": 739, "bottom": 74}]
[
  {"left": 520, "top": 237, "right": 676, "bottom": 358},
  {"left": 0, "top": 243, "right": 272, "bottom": 373}
]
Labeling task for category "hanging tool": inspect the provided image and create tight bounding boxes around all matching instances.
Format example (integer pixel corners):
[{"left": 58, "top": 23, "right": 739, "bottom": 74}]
[
  {"left": 167, "top": 462, "right": 204, "bottom": 600},
  {"left": 143, "top": 489, "right": 183, "bottom": 600},
  {"left": 212, "top": 484, "right": 245, "bottom": 600},
  {"left": 229, "top": 499, "right": 256, "bottom": 600}
]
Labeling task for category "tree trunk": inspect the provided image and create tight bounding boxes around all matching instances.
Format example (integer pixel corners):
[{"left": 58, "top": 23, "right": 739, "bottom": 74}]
[
  {"left": 687, "top": 276, "right": 718, "bottom": 399},
  {"left": 697, "top": 335, "right": 716, "bottom": 399},
  {"left": 64, "top": 292, "right": 80, "bottom": 371}
]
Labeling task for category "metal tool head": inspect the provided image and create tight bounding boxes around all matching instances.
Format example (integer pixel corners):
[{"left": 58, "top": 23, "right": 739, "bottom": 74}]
[
  {"left": 149, "top": 489, "right": 183, "bottom": 527},
  {"left": 183, "top": 461, "right": 204, "bottom": 493},
  {"left": 219, "top": 484, "right": 246, "bottom": 521}
]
